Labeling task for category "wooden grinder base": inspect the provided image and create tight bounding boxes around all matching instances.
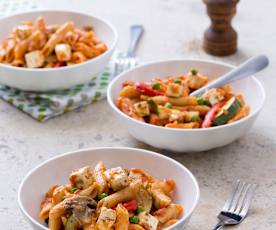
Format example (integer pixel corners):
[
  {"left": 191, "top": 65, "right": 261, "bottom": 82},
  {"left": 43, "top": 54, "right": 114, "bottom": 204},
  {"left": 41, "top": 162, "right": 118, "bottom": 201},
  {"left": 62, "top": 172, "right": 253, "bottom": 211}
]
[{"left": 203, "top": 0, "right": 239, "bottom": 56}]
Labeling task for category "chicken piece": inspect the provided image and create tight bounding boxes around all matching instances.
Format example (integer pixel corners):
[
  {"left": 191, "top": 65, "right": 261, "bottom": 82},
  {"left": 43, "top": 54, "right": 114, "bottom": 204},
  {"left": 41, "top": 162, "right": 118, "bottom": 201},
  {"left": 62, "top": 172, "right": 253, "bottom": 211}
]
[
  {"left": 55, "top": 43, "right": 72, "bottom": 61},
  {"left": 151, "top": 188, "right": 171, "bottom": 209},
  {"left": 15, "top": 25, "right": 32, "bottom": 40},
  {"left": 138, "top": 212, "right": 159, "bottom": 230},
  {"left": 128, "top": 168, "right": 154, "bottom": 185},
  {"left": 133, "top": 101, "right": 150, "bottom": 117},
  {"left": 203, "top": 88, "right": 225, "bottom": 106},
  {"left": 187, "top": 69, "right": 208, "bottom": 90},
  {"left": 104, "top": 167, "right": 129, "bottom": 191},
  {"left": 96, "top": 207, "right": 116, "bottom": 230},
  {"left": 136, "top": 187, "right": 153, "bottom": 212},
  {"left": 69, "top": 166, "right": 94, "bottom": 189},
  {"left": 166, "top": 83, "right": 184, "bottom": 98},
  {"left": 153, "top": 204, "right": 183, "bottom": 224},
  {"left": 24, "top": 50, "right": 45, "bottom": 68}
]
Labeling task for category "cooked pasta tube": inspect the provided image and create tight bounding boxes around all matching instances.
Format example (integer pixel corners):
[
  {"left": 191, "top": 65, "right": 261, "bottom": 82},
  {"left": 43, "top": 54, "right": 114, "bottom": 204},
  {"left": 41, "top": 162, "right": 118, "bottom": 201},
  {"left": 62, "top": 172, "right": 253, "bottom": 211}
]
[
  {"left": 168, "top": 96, "right": 198, "bottom": 106},
  {"left": 11, "top": 59, "right": 25, "bottom": 67},
  {"left": 165, "top": 122, "right": 199, "bottom": 129},
  {"left": 52, "top": 186, "right": 66, "bottom": 205},
  {"left": 153, "top": 204, "right": 183, "bottom": 224},
  {"left": 79, "top": 31, "right": 94, "bottom": 44},
  {"left": 115, "top": 204, "right": 129, "bottom": 230},
  {"left": 151, "top": 179, "right": 176, "bottom": 195},
  {"left": 34, "top": 16, "right": 46, "bottom": 31},
  {"left": 65, "top": 31, "right": 78, "bottom": 46},
  {"left": 79, "top": 182, "right": 99, "bottom": 198},
  {"left": 97, "top": 180, "right": 142, "bottom": 209},
  {"left": 94, "top": 161, "right": 108, "bottom": 194},
  {"left": 42, "top": 21, "right": 75, "bottom": 56},
  {"left": 14, "top": 39, "right": 28, "bottom": 60},
  {"left": 74, "top": 42, "right": 101, "bottom": 58},
  {"left": 48, "top": 201, "right": 66, "bottom": 230},
  {"left": 162, "top": 219, "right": 178, "bottom": 228},
  {"left": 128, "top": 224, "right": 146, "bottom": 230},
  {"left": 71, "top": 51, "right": 87, "bottom": 63},
  {"left": 28, "top": 30, "right": 46, "bottom": 51},
  {"left": 172, "top": 105, "right": 210, "bottom": 116}
]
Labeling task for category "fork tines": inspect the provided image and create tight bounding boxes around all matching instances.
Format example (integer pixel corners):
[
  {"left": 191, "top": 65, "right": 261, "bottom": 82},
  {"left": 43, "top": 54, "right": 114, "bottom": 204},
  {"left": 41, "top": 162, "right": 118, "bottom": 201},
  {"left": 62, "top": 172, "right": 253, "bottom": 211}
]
[{"left": 222, "top": 180, "right": 257, "bottom": 216}]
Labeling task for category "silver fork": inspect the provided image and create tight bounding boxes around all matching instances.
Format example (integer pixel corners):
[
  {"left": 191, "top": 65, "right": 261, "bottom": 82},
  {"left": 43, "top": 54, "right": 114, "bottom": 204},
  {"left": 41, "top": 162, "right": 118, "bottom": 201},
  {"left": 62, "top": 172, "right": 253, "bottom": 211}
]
[
  {"left": 114, "top": 25, "right": 144, "bottom": 76},
  {"left": 212, "top": 180, "right": 257, "bottom": 230}
]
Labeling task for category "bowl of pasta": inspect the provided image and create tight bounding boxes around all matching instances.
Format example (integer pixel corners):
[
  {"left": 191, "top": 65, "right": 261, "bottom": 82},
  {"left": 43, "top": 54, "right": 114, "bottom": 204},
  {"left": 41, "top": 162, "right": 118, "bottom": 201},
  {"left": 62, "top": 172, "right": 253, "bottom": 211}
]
[
  {"left": 18, "top": 147, "right": 200, "bottom": 230},
  {"left": 0, "top": 10, "right": 117, "bottom": 91},
  {"left": 107, "top": 59, "right": 265, "bottom": 152}
]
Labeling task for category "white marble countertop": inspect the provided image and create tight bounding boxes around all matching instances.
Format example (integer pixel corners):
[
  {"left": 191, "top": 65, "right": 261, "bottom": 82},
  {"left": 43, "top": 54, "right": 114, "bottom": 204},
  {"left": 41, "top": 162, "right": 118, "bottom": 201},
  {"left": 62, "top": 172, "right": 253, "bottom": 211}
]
[{"left": 0, "top": 0, "right": 275, "bottom": 229}]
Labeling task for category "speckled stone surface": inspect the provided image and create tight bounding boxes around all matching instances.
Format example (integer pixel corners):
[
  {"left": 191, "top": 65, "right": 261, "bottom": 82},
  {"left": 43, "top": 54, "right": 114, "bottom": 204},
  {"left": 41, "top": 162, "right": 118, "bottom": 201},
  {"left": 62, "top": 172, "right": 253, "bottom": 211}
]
[{"left": 0, "top": 0, "right": 276, "bottom": 229}]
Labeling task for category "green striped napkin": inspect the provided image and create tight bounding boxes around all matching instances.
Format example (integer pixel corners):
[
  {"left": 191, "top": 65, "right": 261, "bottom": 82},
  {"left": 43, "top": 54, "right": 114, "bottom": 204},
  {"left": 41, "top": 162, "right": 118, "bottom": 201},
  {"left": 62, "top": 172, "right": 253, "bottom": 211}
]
[{"left": 0, "top": 57, "right": 116, "bottom": 121}]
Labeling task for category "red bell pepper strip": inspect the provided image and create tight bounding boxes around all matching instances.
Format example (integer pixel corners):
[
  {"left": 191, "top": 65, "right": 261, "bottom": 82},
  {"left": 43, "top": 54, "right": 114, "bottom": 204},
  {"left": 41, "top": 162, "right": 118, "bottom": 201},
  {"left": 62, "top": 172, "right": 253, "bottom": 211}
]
[
  {"left": 201, "top": 102, "right": 224, "bottom": 128},
  {"left": 135, "top": 82, "right": 164, "bottom": 96},
  {"left": 123, "top": 199, "right": 138, "bottom": 212}
]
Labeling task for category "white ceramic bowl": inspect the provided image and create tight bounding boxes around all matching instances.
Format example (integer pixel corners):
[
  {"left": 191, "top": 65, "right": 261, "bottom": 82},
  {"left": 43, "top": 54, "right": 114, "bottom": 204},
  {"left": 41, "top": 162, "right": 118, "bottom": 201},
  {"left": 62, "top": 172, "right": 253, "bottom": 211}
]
[
  {"left": 107, "top": 59, "right": 266, "bottom": 152},
  {"left": 18, "top": 147, "right": 199, "bottom": 230},
  {"left": 0, "top": 10, "right": 117, "bottom": 91}
]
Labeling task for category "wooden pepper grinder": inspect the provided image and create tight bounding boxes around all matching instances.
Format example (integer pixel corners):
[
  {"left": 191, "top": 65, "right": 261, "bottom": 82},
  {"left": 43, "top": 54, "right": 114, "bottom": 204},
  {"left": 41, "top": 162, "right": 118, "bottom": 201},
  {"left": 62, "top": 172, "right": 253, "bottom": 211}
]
[{"left": 203, "top": 0, "right": 239, "bottom": 56}]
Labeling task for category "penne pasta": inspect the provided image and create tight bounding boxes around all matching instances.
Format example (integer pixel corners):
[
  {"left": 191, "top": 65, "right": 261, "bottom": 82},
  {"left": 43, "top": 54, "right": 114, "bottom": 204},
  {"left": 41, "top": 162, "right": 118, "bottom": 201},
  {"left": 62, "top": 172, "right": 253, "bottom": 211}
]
[
  {"left": 115, "top": 204, "right": 129, "bottom": 230},
  {"left": 39, "top": 162, "right": 183, "bottom": 230},
  {"left": 42, "top": 21, "right": 75, "bottom": 56}
]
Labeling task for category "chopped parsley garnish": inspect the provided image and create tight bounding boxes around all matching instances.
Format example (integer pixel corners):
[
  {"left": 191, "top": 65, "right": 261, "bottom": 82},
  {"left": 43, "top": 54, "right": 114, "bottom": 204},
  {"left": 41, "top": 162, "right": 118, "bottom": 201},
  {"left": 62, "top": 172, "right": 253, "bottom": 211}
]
[
  {"left": 152, "top": 82, "right": 161, "bottom": 90},
  {"left": 129, "top": 216, "right": 139, "bottom": 224},
  {"left": 98, "top": 193, "right": 108, "bottom": 200},
  {"left": 190, "top": 68, "right": 198, "bottom": 76}
]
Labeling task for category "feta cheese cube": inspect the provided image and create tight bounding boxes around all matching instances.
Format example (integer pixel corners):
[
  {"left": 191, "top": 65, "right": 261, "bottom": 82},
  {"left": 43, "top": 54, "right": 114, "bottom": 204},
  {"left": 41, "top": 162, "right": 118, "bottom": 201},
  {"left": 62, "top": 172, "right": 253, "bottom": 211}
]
[
  {"left": 133, "top": 101, "right": 150, "bottom": 117},
  {"left": 55, "top": 43, "right": 72, "bottom": 61},
  {"left": 25, "top": 50, "right": 45, "bottom": 68},
  {"left": 166, "top": 83, "right": 183, "bottom": 98},
  {"left": 203, "top": 88, "right": 225, "bottom": 106},
  {"left": 69, "top": 166, "right": 94, "bottom": 189}
]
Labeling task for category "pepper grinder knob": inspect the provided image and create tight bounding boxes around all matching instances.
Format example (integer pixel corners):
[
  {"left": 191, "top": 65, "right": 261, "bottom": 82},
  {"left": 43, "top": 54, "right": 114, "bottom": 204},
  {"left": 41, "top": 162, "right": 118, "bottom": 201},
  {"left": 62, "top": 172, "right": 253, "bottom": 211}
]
[{"left": 203, "top": 0, "right": 239, "bottom": 56}]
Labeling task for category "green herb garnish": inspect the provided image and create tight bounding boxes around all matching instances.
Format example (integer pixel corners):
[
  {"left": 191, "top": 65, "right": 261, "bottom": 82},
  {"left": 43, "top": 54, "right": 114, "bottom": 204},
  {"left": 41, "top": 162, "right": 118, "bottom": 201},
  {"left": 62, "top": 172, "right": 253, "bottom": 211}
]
[
  {"left": 129, "top": 216, "right": 139, "bottom": 224},
  {"left": 136, "top": 206, "right": 144, "bottom": 214},
  {"left": 174, "top": 79, "right": 182, "bottom": 84},
  {"left": 71, "top": 186, "right": 80, "bottom": 193},
  {"left": 190, "top": 68, "right": 198, "bottom": 76},
  {"left": 197, "top": 98, "right": 210, "bottom": 105},
  {"left": 98, "top": 193, "right": 108, "bottom": 200},
  {"left": 152, "top": 82, "right": 161, "bottom": 90}
]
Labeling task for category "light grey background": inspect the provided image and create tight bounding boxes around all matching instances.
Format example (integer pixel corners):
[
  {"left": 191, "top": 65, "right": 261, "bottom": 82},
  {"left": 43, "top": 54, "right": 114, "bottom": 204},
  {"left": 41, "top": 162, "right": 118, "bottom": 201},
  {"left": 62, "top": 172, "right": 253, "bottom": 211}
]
[{"left": 0, "top": 0, "right": 275, "bottom": 229}]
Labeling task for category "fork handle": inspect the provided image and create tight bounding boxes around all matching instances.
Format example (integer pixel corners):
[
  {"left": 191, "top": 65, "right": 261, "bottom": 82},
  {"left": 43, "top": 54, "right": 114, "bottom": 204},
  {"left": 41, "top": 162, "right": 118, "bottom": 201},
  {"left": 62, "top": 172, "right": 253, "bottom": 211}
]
[
  {"left": 127, "top": 25, "right": 144, "bottom": 57},
  {"left": 212, "top": 221, "right": 224, "bottom": 230}
]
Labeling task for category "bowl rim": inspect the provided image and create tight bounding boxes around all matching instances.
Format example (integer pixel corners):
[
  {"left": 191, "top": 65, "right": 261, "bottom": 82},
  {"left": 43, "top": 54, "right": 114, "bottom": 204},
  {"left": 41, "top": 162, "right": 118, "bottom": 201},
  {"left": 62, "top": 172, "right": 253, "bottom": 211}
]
[
  {"left": 0, "top": 9, "right": 118, "bottom": 72},
  {"left": 18, "top": 147, "right": 200, "bottom": 230},
  {"left": 107, "top": 58, "right": 266, "bottom": 132}
]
